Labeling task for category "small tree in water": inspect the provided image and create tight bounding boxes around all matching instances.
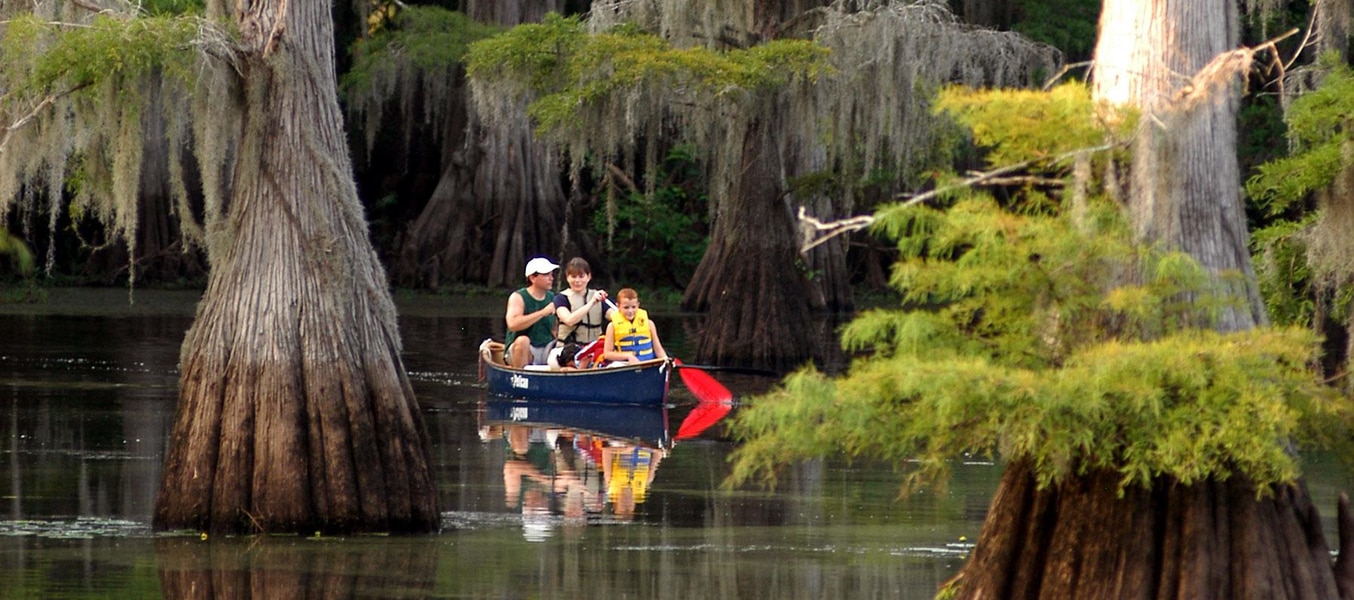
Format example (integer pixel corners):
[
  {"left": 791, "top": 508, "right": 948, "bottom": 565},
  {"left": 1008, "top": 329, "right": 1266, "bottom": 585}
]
[
  {"left": 730, "top": 55, "right": 1354, "bottom": 600},
  {"left": 0, "top": 0, "right": 438, "bottom": 532}
]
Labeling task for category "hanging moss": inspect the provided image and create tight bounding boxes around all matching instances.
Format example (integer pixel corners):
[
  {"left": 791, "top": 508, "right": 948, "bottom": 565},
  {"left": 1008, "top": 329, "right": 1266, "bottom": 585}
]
[
  {"left": 0, "top": 12, "right": 210, "bottom": 275},
  {"left": 341, "top": 7, "right": 500, "bottom": 154}
]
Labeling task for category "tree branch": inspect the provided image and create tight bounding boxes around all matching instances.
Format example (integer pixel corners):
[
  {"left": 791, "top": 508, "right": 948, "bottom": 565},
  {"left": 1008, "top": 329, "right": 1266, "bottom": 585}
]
[
  {"left": 798, "top": 141, "right": 1122, "bottom": 255},
  {"left": 0, "top": 82, "right": 93, "bottom": 153}
]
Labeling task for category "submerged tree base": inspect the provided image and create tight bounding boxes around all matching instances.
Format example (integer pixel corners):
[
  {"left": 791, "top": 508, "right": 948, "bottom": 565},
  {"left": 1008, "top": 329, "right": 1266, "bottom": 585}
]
[{"left": 947, "top": 459, "right": 1354, "bottom": 599}]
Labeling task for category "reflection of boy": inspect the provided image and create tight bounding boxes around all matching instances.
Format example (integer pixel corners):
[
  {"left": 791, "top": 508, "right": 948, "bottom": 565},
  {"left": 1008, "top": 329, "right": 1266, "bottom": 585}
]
[
  {"left": 505, "top": 257, "right": 559, "bottom": 367},
  {"left": 602, "top": 444, "right": 664, "bottom": 520},
  {"left": 553, "top": 257, "right": 613, "bottom": 344},
  {"left": 602, "top": 288, "right": 667, "bottom": 364}
]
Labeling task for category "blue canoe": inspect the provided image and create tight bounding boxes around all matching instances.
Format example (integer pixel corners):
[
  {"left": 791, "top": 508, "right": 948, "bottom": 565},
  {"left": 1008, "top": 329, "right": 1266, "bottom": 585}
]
[
  {"left": 478, "top": 339, "right": 671, "bottom": 406},
  {"left": 481, "top": 397, "right": 670, "bottom": 449}
]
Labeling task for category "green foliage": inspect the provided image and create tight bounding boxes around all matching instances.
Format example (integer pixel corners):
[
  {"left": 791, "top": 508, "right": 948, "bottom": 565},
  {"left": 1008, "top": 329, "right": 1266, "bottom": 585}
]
[
  {"left": 729, "top": 83, "right": 1351, "bottom": 497},
  {"left": 1243, "top": 54, "right": 1354, "bottom": 332},
  {"left": 0, "top": 229, "right": 35, "bottom": 278},
  {"left": 141, "top": 0, "right": 204, "bottom": 16},
  {"left": 1, "top": 14, "right": 200, "bottom": 96},
  {"left": 342, "top": 7, "right": 500, "bottom": 95},
  {"left": 936, "top": 83, "right": 1135, "bottom": 166},
  {"left": 1245, "top": 54, "right": 1354, "bottom": 216},
  {"left": 732, "top": 327, "right": 1344, "bottom": 495},
  {"left": 1250, "top": 218, "right": 1317, "bottom": 327},
  {"left": 1011, "top": 0, "right": 1100, "bottom": 64},
  {"left": 594, "top": 147, "right": 708, "bottom": 288},
  {"left": 465, "top": 13, "right": 831, "bottom": 135}
]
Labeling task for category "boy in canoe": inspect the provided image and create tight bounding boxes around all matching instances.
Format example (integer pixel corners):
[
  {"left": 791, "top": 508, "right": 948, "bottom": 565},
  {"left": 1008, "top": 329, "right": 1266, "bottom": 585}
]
[
  {"left": 601, "top": 288, "right": 668, "bottom": 364},
  {"left": 505, "top": 257, "right": 559, "bottom": 368}
]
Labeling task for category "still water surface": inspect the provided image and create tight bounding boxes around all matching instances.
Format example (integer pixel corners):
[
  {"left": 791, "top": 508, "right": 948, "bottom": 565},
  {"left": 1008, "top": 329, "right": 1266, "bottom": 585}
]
[{"left": 1, "top": 294, "right": 1350, "bottom": 598}]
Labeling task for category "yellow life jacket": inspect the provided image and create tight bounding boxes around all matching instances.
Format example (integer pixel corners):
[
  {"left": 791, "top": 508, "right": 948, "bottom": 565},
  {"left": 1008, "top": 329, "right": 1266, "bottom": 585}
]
[{"left": 610, "top": 308, "right": 655, "bottom": 360}]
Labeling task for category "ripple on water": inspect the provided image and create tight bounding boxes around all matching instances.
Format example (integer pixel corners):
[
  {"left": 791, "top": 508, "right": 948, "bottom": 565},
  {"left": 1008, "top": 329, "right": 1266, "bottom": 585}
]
[{"left": 0, "top": 517, "right": 151, "bottom": 539}]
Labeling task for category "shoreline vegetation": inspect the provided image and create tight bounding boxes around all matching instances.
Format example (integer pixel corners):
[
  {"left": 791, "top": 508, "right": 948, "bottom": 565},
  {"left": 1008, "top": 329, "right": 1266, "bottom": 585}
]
[{"left": 0, "top": 283, "right": 902, "bottom": 318}]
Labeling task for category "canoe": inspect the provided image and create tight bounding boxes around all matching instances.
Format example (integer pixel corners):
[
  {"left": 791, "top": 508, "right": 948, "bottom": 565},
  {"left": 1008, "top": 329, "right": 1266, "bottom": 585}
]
[
  {"left": 478, "top": 339, "right": 671, "bottom": 406},
  {"left": 480, "top": 397, "right": 670, "bottom": 450}
]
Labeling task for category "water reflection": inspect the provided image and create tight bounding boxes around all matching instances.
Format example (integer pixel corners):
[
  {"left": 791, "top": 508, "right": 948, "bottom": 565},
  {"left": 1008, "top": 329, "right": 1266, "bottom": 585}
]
[
  {"left": 156, "top": 536, "right": 439, "bottom": 598},
  {"left": 482, "top": 397, "right": 692, "bottom": 539},
  {"left": 0, "top": 309, "right": 1015, "bottom": 597}
]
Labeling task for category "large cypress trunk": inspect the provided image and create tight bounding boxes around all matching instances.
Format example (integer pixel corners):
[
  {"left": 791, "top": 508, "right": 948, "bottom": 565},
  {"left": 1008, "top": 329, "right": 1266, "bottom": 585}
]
[
  {"left": 955, "top": 460, "right": 1347, "bottom": 598},
  {"left": 153, "top": 0, "right": 438, "bottom": 534},
  {"left": 389, "top": 5, "right": 572, "bottom": 289},
  {"left": 681, "top": 116, "right": 814, "bottom": 371},
  {"left": 953, "top": 0, "right": 1347, "bottom": 595}
]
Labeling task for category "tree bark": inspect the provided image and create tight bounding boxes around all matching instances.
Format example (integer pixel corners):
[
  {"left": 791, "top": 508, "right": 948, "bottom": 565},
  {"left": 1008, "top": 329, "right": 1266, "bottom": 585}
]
[
  {"left": 681, "top": 116, "right": 815, "bottom": 371},
  {"left": 153, "top": 0, "right": 438, "bottom": 534},
  {"left": 1093, "top": 0, "right": 1264, "bottom": 331},
  {"left": 389, "top": 8, "right": 571, "bottom": 289},
  {"left": 954, "top": 460, "right": 1344, "bottom": 599}
]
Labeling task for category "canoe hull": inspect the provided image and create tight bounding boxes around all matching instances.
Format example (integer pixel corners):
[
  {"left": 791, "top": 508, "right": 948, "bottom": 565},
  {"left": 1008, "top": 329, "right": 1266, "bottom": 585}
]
[{"left": 479, "top": 340, "right": 670, "bottom": 406}]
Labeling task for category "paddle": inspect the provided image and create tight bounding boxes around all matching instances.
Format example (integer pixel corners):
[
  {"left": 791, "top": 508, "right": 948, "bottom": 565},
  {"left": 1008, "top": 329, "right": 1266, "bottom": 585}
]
[
  {"left": 674, "top": 358, "right": 732, "bottom": 403},
  {"left": 671, "top": 363, "right": 780, "bottom": 377},
  {"left": 602, "top": 297, "right": 733, "bottom": 403}
]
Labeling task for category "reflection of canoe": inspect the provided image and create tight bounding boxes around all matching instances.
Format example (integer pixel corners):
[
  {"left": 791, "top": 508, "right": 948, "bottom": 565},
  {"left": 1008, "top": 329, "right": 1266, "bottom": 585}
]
[
  {"left": 479, "top": 339, "right": 671, "bottom": 406},
  {"left": 482, "top": 397, "right": 670, "bottom": 449}
]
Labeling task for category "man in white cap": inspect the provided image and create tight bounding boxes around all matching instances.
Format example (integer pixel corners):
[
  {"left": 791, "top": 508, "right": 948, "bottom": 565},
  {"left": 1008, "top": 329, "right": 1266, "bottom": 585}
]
[{"left": 504, "top": 256, "right": 559, "bottom": 367}]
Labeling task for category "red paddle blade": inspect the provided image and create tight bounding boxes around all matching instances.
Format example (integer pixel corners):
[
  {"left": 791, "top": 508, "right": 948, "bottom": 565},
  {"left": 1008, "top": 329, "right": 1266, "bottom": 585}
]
[
  {"left": 674, "top": 358, "right": 732, "bottom": 403},
  {"left": 675, "top": 401, "right": 732, "bottom": 439}
]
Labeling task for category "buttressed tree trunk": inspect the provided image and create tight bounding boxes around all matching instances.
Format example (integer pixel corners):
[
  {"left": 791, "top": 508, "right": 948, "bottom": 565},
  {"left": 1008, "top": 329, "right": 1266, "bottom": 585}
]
[
  {"left": 153, "top": 0, "right": 438, "bottom": 534},
  {"left": 953, "top": 1, "right": 1353, "bottom": 597},
  {"left": 389, "top": 5, "right": 571, "bottom": 289},
  {"left": 682, "top": 116, "right": 815, "bottom": 371}
]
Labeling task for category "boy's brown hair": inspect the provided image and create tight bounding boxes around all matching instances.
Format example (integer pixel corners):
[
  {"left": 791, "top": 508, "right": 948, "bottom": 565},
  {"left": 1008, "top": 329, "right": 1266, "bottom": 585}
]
[{"left": 617, "top": 288, "right": 639, "bottom": 302}]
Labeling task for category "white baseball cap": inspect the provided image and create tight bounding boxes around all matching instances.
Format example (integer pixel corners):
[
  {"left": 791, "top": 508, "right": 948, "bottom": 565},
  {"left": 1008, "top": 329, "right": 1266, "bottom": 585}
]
[{"left": 524, "top": 257, "right": 559, "bottom": 277}]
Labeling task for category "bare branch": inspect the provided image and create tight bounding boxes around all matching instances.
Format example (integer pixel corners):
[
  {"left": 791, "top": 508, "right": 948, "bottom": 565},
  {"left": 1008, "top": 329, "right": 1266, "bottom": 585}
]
[
  {"left": 799, "top": 141, "right": 1123, "bottom": 254},
  {"left": 798, "top": 206, "right": 874, "bottom": 255},
  {"left": 0, "top": 82, "right": 93, "bottom": 153}
]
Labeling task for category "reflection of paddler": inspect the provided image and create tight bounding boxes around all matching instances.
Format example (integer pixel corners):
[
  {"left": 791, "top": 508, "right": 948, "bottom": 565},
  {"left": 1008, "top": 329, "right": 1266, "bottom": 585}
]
[{"left": 603, "top": 445, "right": 663, "bottom": 509}]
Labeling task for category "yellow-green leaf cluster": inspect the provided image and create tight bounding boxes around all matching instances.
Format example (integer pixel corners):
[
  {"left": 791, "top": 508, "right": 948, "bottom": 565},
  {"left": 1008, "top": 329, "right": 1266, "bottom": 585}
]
[
  {"left": 731, "top": 328, "right": 1348, "bottom": 495},
  {"left": 936, "top": 82, "right": 1135, "bottom": 166},
  {"left": 2, "top": 14, "right": 199, "bottom": 97},
  {"left": 465, "top": 13, "right": 830, "bottom": 136}
]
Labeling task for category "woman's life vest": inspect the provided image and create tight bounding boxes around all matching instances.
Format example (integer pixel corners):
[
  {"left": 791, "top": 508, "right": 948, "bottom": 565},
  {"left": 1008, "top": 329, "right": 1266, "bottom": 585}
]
[
  {"left": 610, "top": 308, "right": 655, "bottom": 360},
  {"left": 557, "top": 289, "right": 607, "bottom": 344}
]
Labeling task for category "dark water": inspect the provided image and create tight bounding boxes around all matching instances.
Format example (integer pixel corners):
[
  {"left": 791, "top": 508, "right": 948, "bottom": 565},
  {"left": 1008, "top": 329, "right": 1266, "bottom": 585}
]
[{"left": 1, "top": 298, "right": 1350, "bottom": 598}]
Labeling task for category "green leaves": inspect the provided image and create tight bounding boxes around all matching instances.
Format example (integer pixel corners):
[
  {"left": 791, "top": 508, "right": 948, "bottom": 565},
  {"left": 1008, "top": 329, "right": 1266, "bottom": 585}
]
[
  {"left": 465, "top": 13, "right": 830, "bottom": 136},
  {"left": 345, "top": 6, "right": 500, "bottom": 92},
  {"left": 1, "top": 14, "right": 199, "bottom": 97},
  {"left": 731, "top": 328, "right": 1345, "bottom": 495},
  {"left": 730, "top": 82, "right": 1349, "bottom": 498},
  {"left": 936, "top": 83, "right": 1134, "bottom": 166}
]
